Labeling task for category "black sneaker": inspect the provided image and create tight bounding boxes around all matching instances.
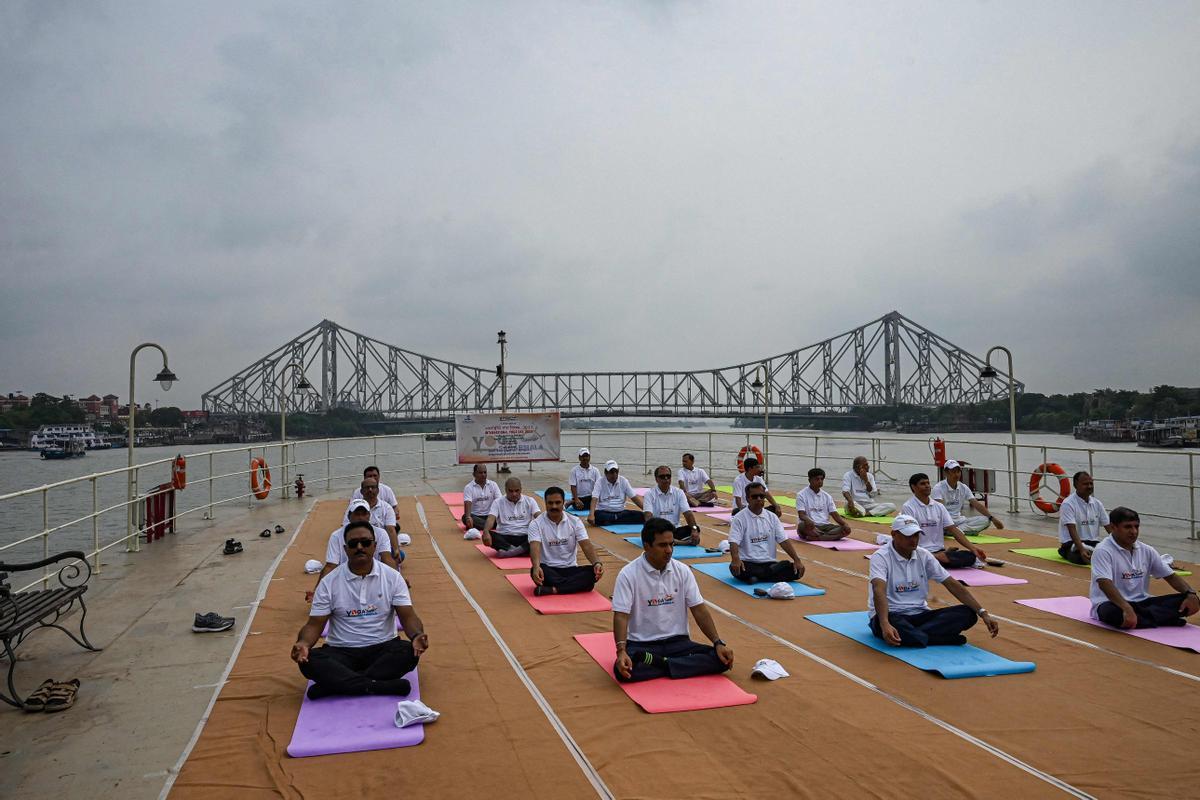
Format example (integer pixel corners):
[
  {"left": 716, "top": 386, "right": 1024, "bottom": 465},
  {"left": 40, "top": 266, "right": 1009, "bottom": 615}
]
[
  {"left": 274, "top": 525, "right": 285, "bottom": 535},
  {"left": 259, "top": 528, "right": 272, "bottom": 538},
  {"left": 223, "top": 539, "right": 243, "bottom": 555},
  {"left": 192, "top": 612, "right": 235, "bottom": 633}
]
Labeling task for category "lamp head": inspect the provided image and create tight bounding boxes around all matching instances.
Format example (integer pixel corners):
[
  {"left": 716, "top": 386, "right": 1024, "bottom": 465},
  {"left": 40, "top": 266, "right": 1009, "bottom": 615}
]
[
  {"left": 751, "top": 376, "right": 764, "bottom": 393},
  {"left": 296, "top": 375, "right": 313, "bottom": 391},
  {"left": 497, "top": 330, "right": 507, "bottom": 345},
  {"left": 979, "top": 365, "right": 998, "bottom": 380},
  {"left": 154, "top": 367, "right": 178, "bottom": 392}
]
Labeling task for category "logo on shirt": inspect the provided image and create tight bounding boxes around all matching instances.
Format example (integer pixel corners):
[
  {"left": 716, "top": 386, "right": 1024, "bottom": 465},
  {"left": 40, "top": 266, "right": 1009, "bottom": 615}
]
[
  {"left": 1120, "top": 569, "right": 1145, "bottom": 580},
  {"left": 750, "top": 533, "right": 770, "bottom": 544},
  {"left": 646, "top": 593, "right": 675, "bottom": 607},
  {"left": 344, "top": 604, "right": 379, "bottom": 618},
  {"left": 546, "top": 537, "right": 570, "bottom": 548},
  {"left": 896, "top": 581, "right": 920, "bottom": 595}
]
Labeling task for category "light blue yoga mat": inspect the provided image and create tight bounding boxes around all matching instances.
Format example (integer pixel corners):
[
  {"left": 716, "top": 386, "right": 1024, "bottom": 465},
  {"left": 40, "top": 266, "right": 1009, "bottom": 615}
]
[
  {"left": 805, "top": 611, "right": 1036, "bottom": 679},
  {"left": 690, "top": 562, "right": 825, "bottom": 598},
  {"left": 604, "top": 524, "right": 646, "bottom": 534},
  {"left": 620, "top": 536, "right": 719, "bottom": 560}
]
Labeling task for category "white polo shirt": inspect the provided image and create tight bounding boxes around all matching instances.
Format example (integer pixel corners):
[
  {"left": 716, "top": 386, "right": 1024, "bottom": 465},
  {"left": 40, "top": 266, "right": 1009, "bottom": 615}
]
[
  {"left": 867, "top": 541, "right": 950, "bottom": 616},
  {"left": 595, "top": 475, "right": 637, "bottom": 512},
  {"left": 901, "top": 496, "right": 954, "bottom": 553},
  {"left": 728, "top": 508, "right": 788, "bottom": 563},
  {"left": 343, "top": 500, "right": 397, "bottom": 530},
  {"left": 732, "top": 473, "right": 767, "bottom": 504},
  {"left": 797, "top": 486, "right": 837, "bottom": 524},
  {"left": 932, "top": 480, "right": 973, "bottom": 518},
  {"left": 841, "top": 470, "right": 881, "bottom": 505},
  {"left": 678, "top": 466, "right": 711, "bottom": 494},
  {"left": 351, "top": 482, "right": 398, "bottom": 508},
  {"left": 643, "top": 485, "right": 690, "bottom": 526},
  {"left": 569, "top": 465, "right": 602, "bottom": 497},
  {"left": 323, "top": 523, "right": 392, "bottom": 566},
  {"left": 311, "top": 560, "right": 411, "bottom": 648},
  {"left": 611, "top": 555, "right": 704, "bottom": 642},
  {"left": 1058, "top": 493, "right": 1110, "bottom": 544},
  {"left": 527, "top": 513, "right": 589, "bottom": 568},
  {"left": 490, "top": 494, "right": 540, "bottom": 535},
  {"left": 1088, "top": 536, "right": 1174, "bottom": 618},
  {"left": 463, "top": 479, "right": 502, "bottom": 517}
]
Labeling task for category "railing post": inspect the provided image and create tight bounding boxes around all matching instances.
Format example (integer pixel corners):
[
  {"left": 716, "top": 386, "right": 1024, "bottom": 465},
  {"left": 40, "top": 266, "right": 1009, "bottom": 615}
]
[
  {"left": 326, "top": 439, "right": 332, "bottom": 489},
  {"left": 421, "top": 435, "right": 427, "bottom": 479},
  {"left": 1190, "top": 453, "right": 1196, "bottom": 541},
  {"left": 1088, "top": 449, "right": 1094, "bottom": 481},
  {"left": 373, "top": 436, "right": 378, "bottom": 464},
  {"left": 91, "top": 477, "right": 100, "bottom": 573},
  {"left": 643, "top": 431, "right": 649, "bottom": 475},
  {"left": 813, "top": 435, "right": 820, "bottom": 469},
  {"left": 1008, "top": 444, "right": 1018, "bottom": 513},
  {"left": 707, "top": 432, "right": 712, "bottom": 477},
  {"left": 248, "top": 447, "right": 253, "bottom": 509},
  {"left": 132, "top": 465, "right": 141, "bottom": 553},
  {"left": 206, "top": 451, "right": 214, "bottom": 520},
  {"left": 42, "top": 488, "right": 50, "bottom": 589}
]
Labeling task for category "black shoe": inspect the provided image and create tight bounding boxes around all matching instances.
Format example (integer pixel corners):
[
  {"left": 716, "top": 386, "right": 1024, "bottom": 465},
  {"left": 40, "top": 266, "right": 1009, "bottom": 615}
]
[
  {"left": 223, "top": 539, "right": 243, "bottom": 555},
  {"left": 259, "top": 528, "right": 272, "bottom": 538},
  {"left": 192, "top": 612, "right": 235, "bottom": 633},
  {"left": 274, "top": 524, "right": 285, "bottom": 535},
  {"left": 753, "top": 588, "right": 769, "bottom": 597}
]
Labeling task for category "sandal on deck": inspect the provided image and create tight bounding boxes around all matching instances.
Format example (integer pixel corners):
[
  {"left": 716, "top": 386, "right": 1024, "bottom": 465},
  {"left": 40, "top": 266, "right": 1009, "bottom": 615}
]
[
  {"left": 44, "top": 679, "right": 80, "bottom": 712},
  {"left": 274, "top": 524, "right": 285, "bottom": 535},
  {"left": 23, "top": 678, "right": 57, "bottom": 712},
  {"left": 259, "top": 528, "right": 272, "bottom": 538}
]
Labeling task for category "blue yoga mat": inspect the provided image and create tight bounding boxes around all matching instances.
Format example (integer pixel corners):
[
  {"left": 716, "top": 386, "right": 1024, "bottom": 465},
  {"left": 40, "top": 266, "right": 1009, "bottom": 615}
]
[
  {"left": 805, "top": 611, "right": 1036, "bottom": 679},
  {"left": 690, "top": 562, "right": 825, "bottom": 598},
  {"left": 604, "top": 524, "right": 646, "bottom": 534},
  {"left": 620, "top": 536, "right": 719, "bottom": 560}
]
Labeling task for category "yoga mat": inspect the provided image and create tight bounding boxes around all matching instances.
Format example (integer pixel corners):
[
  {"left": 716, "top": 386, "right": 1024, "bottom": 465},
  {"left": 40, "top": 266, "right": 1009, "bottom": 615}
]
[
  {"left": 690, "top": 562, "right": 825, "bottom": 598},
  {"left": 602, "top": 524, "right": 646, "bottom": 535},
  {"left": 439, "top": 492, "right": 464, "bottom": 504},
  {"left": 835, "top": 508, "right": 896, "bottom": 524},
  {"left": 949, "top": 533, "right": 1021, "bottom": 544},
  {"left": 1016, "top": 596, "right": 1200, "bottom": 653},
  {"left": 287, "top": 669, "right": 424, "bottom": 757},
  {"left": 1010, "top": 547, "right": 1192, "bottom": 576},
  {"left": 714, "top": 486, "right": 795, "bottom": 507},
  {"left": 787, "top": 533, "right": 879, "bottom": 551},
  {"left": 621, "top": 537, "right": 721, "bottom": 560},
  {"left": 945, "top": 568, "right": 1028, "bottom": 587},
  {"left": 805, "top": 611, "right": 1036, "bottom": 679},
  {"left": 701, "top": 509, "right": 733, "bottom": 519},
  {"left": 573, "top": 632, "right": 757, "bottom": 713},
  {"left": 446, "top": 505, "right": 465, "bottom": 516},
  {"left": 473, "top": 543, "right": 533, "bottom": 570},
  {"left": 504, "top": 573, "right": 611, "bottom": 614}
]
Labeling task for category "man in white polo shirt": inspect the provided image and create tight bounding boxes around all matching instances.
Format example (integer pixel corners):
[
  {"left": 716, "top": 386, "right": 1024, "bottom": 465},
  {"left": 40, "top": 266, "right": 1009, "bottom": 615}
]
[
  {"left": 528, "top": 486, "right": 604, "bottom": 596},
  {"left": 732, "top": 458, "right": 781, "bottom": 517},
  {"left": 933, "top": 460, "right": 1001, "bottom": 536},
  {"left": 1058, "top": 471, "right": 1114, "bottom": 565},
  {"left": 643, "top": 465, "right": 701, "bottom": 545},
  {"left": 841, "top": 456, "right": 897, "bottom": 518},
  {"left": 589, "top": 461, "right": 645, "bottom": 527},
  {"left": 462, "top": 463, "right": 502, "bottom": 531},
  {"left": 569, "top": 448, "right": 602, "bottom": 513},
  {"left": 312, "top": 501, "right": 397, "bottom": 597},
  {"left": 483, "top": 477, "right": 540, "bottom": 557},
  {"left": 728, "top": 483, "right": 807, "bottom": 584},
  {"left": 351, "top": 466, "right": 399, "bottom": 517},
  {"left": 796, "top": 467, "right": 852, "bottom": 541},
  {"left": 901, "top": 472, "right": 987, "bottom": 569},
  {"left": 291, "top": 520, "right": 429, "bottom": 699},
  {"left": 678, "top": 453, "right": 718, "bottom": 507},
  {"left": 612, "top": 518, "right": 734, "bottom": 683},
  {"left": 343, "top": 478, "right": 399, "bottom": 557},
  {"left": 1090, "top": 506, "right": 1198, "bottom": 628},
  {"left": 869, "top": 515, "right": 998, "bottom": 648}
]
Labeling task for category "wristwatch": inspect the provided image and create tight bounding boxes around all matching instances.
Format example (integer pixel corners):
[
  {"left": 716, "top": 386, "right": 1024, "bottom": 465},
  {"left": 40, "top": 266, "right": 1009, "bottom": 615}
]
[
  {"left": 713, "top": 638, "right": 726, "bottom": 647},
  {"left": 976, "top": 608, "right": 988, "bottom": 617}
]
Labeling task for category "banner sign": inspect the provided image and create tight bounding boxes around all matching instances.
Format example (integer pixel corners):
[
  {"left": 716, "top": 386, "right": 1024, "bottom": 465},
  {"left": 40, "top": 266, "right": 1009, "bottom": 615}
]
[{"left": 455, "top": 412, "right": 562, "bottom": 464}]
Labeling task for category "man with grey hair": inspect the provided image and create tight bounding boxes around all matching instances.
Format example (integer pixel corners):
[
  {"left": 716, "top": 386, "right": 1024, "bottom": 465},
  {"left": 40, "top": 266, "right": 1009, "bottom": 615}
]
[
  {"left": 482, "top": 476, "right": 540, "bottom": 557},
  {"left": 842, "top": 456, "right": 896, "bottom": 518}
]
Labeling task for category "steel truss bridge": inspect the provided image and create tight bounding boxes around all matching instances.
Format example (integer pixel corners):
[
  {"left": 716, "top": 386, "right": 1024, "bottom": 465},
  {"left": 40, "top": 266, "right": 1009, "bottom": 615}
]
[{"left": 201, "top": 311, "right": 1021, "bottom": 419}]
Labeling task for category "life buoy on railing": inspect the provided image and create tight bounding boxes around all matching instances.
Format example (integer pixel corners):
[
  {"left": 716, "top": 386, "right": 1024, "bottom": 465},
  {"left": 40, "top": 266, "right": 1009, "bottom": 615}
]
[
  {"left": 171, "top": 454, "right": 187, "bottom": 491},
  {"left": 1029, "top": 462, "right": 1069, "bottom": 514},
  {"left": 736, "top": 445, "right": 765, "bottom": 473},
  {"left": 250, "top": 457, "right": 272, "bottom": 500}
]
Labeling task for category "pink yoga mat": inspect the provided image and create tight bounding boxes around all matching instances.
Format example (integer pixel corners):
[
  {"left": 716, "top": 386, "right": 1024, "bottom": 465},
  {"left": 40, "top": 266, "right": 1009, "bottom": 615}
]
[
  {"left": 573, "top": 632, "right": 757, "bottom": 714},
  {"left": 1016, "top": 596, "right": 1200, "bottom": 652},
  {"left": 440, "top": 492, "right": 464, "bottom": 504},
  {"left": 473, "top": 543, "right": 532, "bottom": 570},
  {"left": 703, "top": 509, "right": 734, "bottom": 519},
  {"left": 446, "top": 505, "right": 465, "bottom": 517},
  {"left": 287, "top": 669, "right": 424, "bottom": 757},
  {"left": 946, "top": 568, "right": 1028, "bottom": 587},
  {"left": 787, "top": 533, "right": 879, "bottom": 551},
  {"left": 505, "top": 573, "right": 611, "bottom": 614}
]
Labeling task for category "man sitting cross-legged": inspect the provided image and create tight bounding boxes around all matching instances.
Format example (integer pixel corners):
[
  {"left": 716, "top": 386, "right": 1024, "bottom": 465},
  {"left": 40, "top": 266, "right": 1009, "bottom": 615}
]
[
  {"left": 728, "top": 483, "right": 807, "bottom": 584},
  {"left": 933, "top": 460, "right": 1002, "bottom": 536},
  {"left": 796, "top": 468, "right": 853, "bottom": 541},
  {"left": 528, "top": 486, "right": 604, "bottom": 596},
  {"left": 462, "top": 463, "right": 502, "bottom": 532},
  {"left": 309, "top": 499, "right": 397, "bottom": 602},
  {"left": 841, "top": 456, "right": 897, "bottom": 518},
  {"left": 678, "top": 452, "right": 718, "bottom": 507},
  {"left": 901, "top": 472, "right": 987, "bottom": 570},
  {"left": 732, "top": 457, "right": 781, "bottom": 517},
  {"left": 1090, "top": 506, "right": 1199, "bottom": 629},
  {"left": 291, "top": 520, "right": 430, "bottom": 699},
  {"left": 869, "top": 515, "right": 999, "bottom": 648},
  {"left": 482, "top": 477, "right": 540, "bottom": 557},
  {"left": 643, "top": 465, "right": 701, "bottom": 545},
  {"left": 612, "top": 518, "right": 735, "bottom": 683},
  {"left": 588, "top": 460, "right": 645, "bottom": 527},
  {"left": 1058, "top": 471, "right": 1113, "bottom": 565}
]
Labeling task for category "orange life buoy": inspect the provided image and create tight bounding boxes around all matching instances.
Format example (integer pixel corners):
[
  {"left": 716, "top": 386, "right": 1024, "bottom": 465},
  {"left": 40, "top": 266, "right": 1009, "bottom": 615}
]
[
  {"left": 250, "top": 457, "right": 272, "bottom": 500},
  {"left": 736, "top": 445, "right": 765, "bottom": 473},
  {"left": 171, "top": 454, "right": 187, "bottom": 491},
  {"left": 1029, "top": 462, "right": 1069, "bottom": 514}
]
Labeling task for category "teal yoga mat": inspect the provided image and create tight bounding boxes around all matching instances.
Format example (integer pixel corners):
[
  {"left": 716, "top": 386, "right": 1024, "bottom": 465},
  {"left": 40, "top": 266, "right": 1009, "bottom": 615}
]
[
  {"left": 690, "top": 562, "right": 825, "bottom": 598},
  {"left": 604, "top": 524, "right": 646, "bottom": 534},
  {"left": 1011, "top": 547, "right": 1193, "bottom": 576},
  {"left": 805, "top": 611, "right": 1036, "bottom": 679},
  {"left": 620, "top": 536, "right": 719, "bottom": 560}
]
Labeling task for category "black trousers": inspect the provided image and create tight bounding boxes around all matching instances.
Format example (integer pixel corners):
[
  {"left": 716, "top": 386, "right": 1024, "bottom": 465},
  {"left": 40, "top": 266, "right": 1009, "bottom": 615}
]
[
  {"left": 615, "top": 634, "right": 730, "bottom": 683},
  {"left": 1058, "top": 540, "right": 1099, "bottom": 565},
  {"left": 673, "top": 524, "right": 698, "bottom": 543},
  {"left": 469, "top": 513, "right": 489, "bottom": 530},
  {"left": 299, "top": 637, "right": 418, "bottom": 695},
  {"left": 932, "top": 548, "right": 978, "bottom": 569},
  {"left": 1097, "top": 593, "right": 1188, "bottom": 629},
  {"left": 570, "top": 494, "right": 593, "bottom": 510},
  {"left": 541, "top": 564, "right": 597, "bottom": 594},
  {"left": 732, "top": 504, "right": 782, "bottom": 517},
  {"left": 491, "top": 530, "right": 530, "bottom": 554},
  {"left": 595, "top": 509, "right": 646, "bottom": 526},
  {"left": 870, "top": 605, "right": 978, "bottom": 648},
  {"left": 730, "top": 560, "right": 799, "bottom": 584}
]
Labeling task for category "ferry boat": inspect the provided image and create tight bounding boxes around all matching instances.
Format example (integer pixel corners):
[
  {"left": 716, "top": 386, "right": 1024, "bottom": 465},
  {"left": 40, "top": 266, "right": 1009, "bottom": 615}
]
[
  {"left": 1072, "top": 419, "right": 1136, "bottom": 443},
  {"left": 28, "top": 424, "right": 115, "bottom": 450},
  {"left": 38, "top": 437, "right": 87, "bottom": 458}
]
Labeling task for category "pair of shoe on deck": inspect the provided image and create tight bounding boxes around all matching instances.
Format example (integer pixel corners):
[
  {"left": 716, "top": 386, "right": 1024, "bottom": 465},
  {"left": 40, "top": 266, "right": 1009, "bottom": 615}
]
[{"left": 23, "top": 678, "right": 80, "bottom": 712}]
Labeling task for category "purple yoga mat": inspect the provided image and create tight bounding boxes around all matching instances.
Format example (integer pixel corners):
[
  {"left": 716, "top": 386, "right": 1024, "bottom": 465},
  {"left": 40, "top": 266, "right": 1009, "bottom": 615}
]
[
  {"left": 287, "top": 669, "right": 425, "bottom": 757},
  {"left": 1016, "top": 596, "right": 1200, "bottom": 653},
  {"left": 945, "top": 569, "right": 1028, "bottom": 587},
  {"left": 787, "top": 533, "right": 879, "bottom": 551}
]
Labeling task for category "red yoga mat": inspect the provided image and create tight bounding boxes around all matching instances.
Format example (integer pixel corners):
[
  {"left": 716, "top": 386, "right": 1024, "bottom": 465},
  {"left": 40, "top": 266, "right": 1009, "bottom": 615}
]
[
  {"left": 440, "top": 492, "right": 464, "bottom": 504},
  {"left": 573, "top": 632, "right": 757, "bottom": 714},
  {"left": 474, "top": 543, "right": 532, "bottom": 570},
  {"left": 505, "top": 573, "right": 611, "bottom": 614}
]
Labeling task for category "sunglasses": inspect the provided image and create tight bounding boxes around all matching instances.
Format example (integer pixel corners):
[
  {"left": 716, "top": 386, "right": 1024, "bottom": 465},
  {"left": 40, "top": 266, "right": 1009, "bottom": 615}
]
[
  {"left": 655, "top": 473, "right": 671, "bottom": 479},
  {"left": 346, "top": 538, "right": 375, "bottom": 549}
]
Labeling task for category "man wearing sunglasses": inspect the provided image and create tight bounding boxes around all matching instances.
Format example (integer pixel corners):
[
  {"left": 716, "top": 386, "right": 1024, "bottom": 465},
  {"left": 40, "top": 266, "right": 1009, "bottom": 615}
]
[
  {"left": 311, "top": 500, "right": 397, "bottom": 599},
  {"left": 292, "top": 520, "right": 429, "bottom": 700},
  {"left": 343, "top": 478, "right": 399, "bottom": 558},
  {"left": 728, "top": 485, "right": 806, "bottom": 584},
  {"left": 643, "top": 465, "right": 701, "bottom": 545}
]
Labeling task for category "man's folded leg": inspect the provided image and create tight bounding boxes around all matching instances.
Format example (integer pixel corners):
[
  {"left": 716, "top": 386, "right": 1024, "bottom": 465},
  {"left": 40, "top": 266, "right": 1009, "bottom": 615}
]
[{"left": 541, "top": 564, "right": 597, "bottom": 594}]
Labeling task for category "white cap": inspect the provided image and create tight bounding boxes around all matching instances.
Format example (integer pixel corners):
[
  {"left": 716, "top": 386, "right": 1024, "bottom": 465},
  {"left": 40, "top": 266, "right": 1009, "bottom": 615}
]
[
  {"left": 718, "top": 538, "right": 731, "bottom": 553},
  {"left": 751, "top": 658, "right": 790, "bottom": 680},
  {"left": 604, "top": 460, "right": 619, "bottom": 472},
  {"left": 394, "top": 699, "right": 440, "bottom": 728},
  {"left": 944, "top": 459, "right": 961, "bottom": 470},
  {"left": 397, "top": 533, "right": 412, "bottom": 546},
  {"left": 463, "top": 528, "right": 482, "bottom": 540},
  {"left": 348, "top": 499, "right": 371, "bottom": 514},
  {"left": 890, "top": 514, "right": 921, "bottom": 536},
  {"left": 578, "top": 447, "right": 590, "bottom": 457},
  {"left": 767, "top": 582, "right": 795, "bottom": 600},
  {"left": 303, "top": 558, "right": 323, "bottom": 574}
]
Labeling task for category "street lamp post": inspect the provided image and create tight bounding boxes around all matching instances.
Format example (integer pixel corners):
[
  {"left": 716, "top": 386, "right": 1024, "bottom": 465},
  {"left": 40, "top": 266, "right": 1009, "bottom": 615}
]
[
  {"left": 497, "top": 330, "right": 510, "bottom": 473},
  {"left": 980, "top": 347, "right": 1018, "bottom": 513},
  {"left": 750, "top": 363, "right": 770, "bottom": 483},
  {"left": 127, "top": 343, "right": 178, "bottom": 553},
  {"left": 277, "top": 362, "right": 313, "bottom": 499}
]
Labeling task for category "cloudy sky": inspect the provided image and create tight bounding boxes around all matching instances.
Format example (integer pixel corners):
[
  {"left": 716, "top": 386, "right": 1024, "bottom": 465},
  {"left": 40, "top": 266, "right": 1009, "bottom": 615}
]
[{"left": 2, "top": 1, "right": 1198, "bottom": 408}]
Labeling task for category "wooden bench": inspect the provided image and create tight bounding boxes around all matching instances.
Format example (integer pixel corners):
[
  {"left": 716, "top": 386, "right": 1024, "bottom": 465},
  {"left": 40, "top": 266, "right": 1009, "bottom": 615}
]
[{"left": 0, "top": 550, "right": 101, "bottom": 708}]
